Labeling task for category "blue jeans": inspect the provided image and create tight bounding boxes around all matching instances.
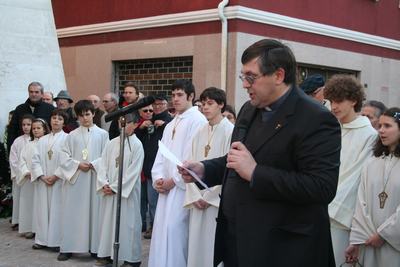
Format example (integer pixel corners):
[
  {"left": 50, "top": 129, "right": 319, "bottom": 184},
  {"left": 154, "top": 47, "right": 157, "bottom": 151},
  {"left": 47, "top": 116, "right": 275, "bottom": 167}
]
[
  {"left": 140, "top": 181, "right": 148, "bottom": 231},
  {"left": 147, "top": 178, "right": 159, "bottom": 226}
]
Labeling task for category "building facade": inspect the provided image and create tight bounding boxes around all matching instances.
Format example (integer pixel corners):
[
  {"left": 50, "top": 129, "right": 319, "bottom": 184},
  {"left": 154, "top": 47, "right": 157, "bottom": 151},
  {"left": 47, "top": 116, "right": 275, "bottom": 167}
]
[{"left": 53, "top": 0, "right": 400, "bottom": 109}]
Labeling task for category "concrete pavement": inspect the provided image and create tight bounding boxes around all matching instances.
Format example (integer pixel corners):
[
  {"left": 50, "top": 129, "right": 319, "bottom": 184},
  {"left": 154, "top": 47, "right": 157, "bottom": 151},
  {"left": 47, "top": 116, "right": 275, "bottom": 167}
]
[{"left": 0, "top": 218, "right": 150, "bottom": 267}]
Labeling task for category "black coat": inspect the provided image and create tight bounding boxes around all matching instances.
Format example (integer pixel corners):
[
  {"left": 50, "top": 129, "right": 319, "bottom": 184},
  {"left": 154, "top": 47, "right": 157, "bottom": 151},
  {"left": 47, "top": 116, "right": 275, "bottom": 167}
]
[
  {"left": 136, "top": 110, "right": 173, "bottom": 178},
  {"left": 7, "top": 99, "right": 55, "bottom": 151},
  {"left": 203, "top": 87, "right": 341, "bottom": 267}
]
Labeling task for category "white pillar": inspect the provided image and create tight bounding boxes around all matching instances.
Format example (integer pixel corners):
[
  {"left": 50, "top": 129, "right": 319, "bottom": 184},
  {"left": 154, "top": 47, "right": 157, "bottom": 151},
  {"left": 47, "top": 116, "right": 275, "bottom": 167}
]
[{"left": 0, "top": 0, "right": 66, "bottom": 139}]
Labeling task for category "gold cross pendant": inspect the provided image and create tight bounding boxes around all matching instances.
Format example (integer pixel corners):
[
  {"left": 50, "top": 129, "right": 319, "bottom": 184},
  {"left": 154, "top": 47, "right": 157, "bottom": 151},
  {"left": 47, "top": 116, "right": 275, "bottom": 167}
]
[
  {"left": 204, "top": 144, "right": 211, "bottom": 158},
  {"left": 378, "top": 191, "right": 388, "bottom": 209},
  {"left": 47, "top": 150, "right": 53, "bottom": 160},
  {"left": 172, "top": 128, "right": 176, "bottom": 140},
  {"left": 115, "top": 156, "right": 119, "bottom": 168},
  {"left": 82, "top": 148, "right": 89, "bottom": 160}
]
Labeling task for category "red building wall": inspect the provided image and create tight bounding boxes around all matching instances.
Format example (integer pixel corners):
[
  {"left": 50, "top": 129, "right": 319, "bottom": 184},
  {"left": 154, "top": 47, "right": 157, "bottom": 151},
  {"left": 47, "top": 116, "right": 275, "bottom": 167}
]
[
  {"left": 52, "top": 0, "right": 222, "bottom": 28},
  {"left": 52, "top": 0, "right": 400, "bottom": 59},
  {"left": 53, "top": 0, "right": 400, "bottom": 41},
  {"left": 231, "top": 0, "right": 400, "bottom": 40}
]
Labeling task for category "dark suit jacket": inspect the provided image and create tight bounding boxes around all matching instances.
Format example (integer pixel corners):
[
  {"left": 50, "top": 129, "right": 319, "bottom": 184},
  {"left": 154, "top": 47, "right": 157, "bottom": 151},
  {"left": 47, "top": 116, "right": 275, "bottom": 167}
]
[
  {"left": 7, "top": 99, "right": 55, "bottom": 152},
  {"left": 203, "top": 87, "right": 341, "bottom": 267}
]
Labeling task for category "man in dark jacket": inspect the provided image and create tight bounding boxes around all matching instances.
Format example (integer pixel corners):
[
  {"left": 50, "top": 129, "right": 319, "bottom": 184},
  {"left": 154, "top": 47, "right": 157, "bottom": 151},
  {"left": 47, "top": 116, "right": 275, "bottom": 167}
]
[
  {"left": 135, "top": 95, "right": 172, "bottom": 239},
  {"left": 7, "top": 82, "right": 55, "bottom": 151},
  {"left": 180, "top": 39, "right": 341, "bottom": 267}
]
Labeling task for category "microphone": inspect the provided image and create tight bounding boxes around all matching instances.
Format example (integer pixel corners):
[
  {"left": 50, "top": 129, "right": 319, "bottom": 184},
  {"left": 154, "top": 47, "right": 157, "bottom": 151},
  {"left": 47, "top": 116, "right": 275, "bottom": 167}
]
[
  {"left": 105, "top": 96, "right": 155, "bottom": 122},
  {"left": 231, "top": 121, "right": 248, "bottom": 143}
]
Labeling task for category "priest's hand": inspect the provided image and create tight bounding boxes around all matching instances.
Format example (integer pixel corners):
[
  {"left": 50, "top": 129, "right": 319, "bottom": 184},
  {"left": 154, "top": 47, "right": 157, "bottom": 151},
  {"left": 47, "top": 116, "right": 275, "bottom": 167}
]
[
  {"left": 345, "top": 244, "right": 359, "bottom": 264},
  {"left": 178, "top": 161, "right": 205, "bottom": 183},
  {"left": 79, "top": 162, "right": 91, "bottom": 172},
  {"left": 226, "top": 142, "right": 256, "bottom": 181},
  {"left": 194, "top": 199, "right": 210, "bottom": 210},
  {"left": 366, "top": 233, "right": 385, "bottom": 248}
]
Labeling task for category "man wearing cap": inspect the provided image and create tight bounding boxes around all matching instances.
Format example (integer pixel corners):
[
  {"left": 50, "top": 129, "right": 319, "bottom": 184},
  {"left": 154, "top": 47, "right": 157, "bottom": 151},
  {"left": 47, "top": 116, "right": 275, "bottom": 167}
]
[
  {"left": 54, "top": 90, "right": 78, "bottom": 133},
  {"left": 7, "top": 82, "right": 55, "bottom": 152},
  {"left": 135, "top": 94, "right": 173, "bottom": 239},
  {"left": 300, "top": 74, "right": 331, "bottom": 110}
]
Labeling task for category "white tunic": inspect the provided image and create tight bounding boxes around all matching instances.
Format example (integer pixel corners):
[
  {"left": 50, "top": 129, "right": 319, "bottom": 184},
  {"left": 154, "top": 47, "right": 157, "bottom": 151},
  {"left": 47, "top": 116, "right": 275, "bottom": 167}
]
[
  {"left": 97, "top": 134, "right": 144, "bottom": 263},
  {"left": 9, "top": 134, "right": 30, "bottom": 224},
  {"left": 328, "top": 115, "right": 377, "bottom": 266},
  {"left": 31, "top": 131, "right": 68, "bottom": 247},
  {"left": 350, "top": 156, "right": 400, "bottom": 267},
  {"left": 148, "top": 106, "right": 207, "bottom": 267},
  {"left": 54, "top": 125, "right": 109, "bottom": 253},
  {"left": 183, "top": 117, "right": 234, "bottom": 267},
  {"left": 17, "top": 139, "right": 40, "bottom": 233}
]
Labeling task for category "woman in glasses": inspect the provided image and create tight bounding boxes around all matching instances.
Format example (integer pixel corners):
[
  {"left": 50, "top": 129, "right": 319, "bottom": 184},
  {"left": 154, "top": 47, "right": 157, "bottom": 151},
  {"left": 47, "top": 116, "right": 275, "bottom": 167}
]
[{"left": 135, "top": 105, "right": 154, "bottom": 233}]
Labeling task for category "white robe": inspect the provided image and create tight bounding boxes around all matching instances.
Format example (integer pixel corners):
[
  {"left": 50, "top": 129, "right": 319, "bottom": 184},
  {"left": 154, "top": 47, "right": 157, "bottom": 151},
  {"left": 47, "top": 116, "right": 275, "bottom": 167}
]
[
  {"left": 328, "top": 115, "right": 377, "bottom": 266},
  {"left": 9, "top": 134, "right": 30, "bottom": 224},
  {"left": 350, "top": 156, "right": 400, "bottom": 267},
  {"left": 183, "top": 117, "right": 234, "bottom": 267},
  {"left": 97, "top": 134, "right": 144, "bottom": 263},
  {"left": 148, "top": 106, "right": 207, "bottom": 267},
  {"left": 54, "top": 125, "right": 109, "bottom": 253},
  {"left": 31, "top": 131, "right": 68, "bottom": 247},
  {"left": 17, "top": 139, "right": 41, "bottom": 233}
]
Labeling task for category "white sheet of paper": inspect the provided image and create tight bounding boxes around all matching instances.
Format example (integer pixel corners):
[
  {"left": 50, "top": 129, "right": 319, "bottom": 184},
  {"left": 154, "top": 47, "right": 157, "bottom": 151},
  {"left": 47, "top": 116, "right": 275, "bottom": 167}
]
[{"left": 158, "top": 141, "right": 209, "bottom": 190}]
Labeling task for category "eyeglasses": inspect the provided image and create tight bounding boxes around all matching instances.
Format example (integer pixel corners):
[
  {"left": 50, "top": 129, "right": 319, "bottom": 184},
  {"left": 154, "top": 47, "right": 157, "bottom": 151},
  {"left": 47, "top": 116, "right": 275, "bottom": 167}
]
[
  {"left": 102, "top": 100, "right": 110, "bottom": 103},
  {"left": 142, "top": 109, "right": 153, "bottom": 113},
  {"left": 239, "top": 73, "right": 264, "bottom": 85}
]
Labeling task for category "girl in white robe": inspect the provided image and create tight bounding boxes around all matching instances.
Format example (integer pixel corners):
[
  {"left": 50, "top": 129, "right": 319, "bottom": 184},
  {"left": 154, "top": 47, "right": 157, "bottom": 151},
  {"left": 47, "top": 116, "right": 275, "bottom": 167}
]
[
  {"left": 17, "top": 118, "right": 49, "bottom": 238},
  {"left": 9, "top": 114, "right": 33, "bottom": 228},
  {"left": 346, "top": 107, "right": 400, "bottom": 267},
  {"left": 31, "top": 110, "right": 68, "bottom": 249},
  {"left": 96, "top": 118, "right": 144, "bottom": 266},
  {"left": 183, "top": 89, "right": 234, "bottom": 267}
]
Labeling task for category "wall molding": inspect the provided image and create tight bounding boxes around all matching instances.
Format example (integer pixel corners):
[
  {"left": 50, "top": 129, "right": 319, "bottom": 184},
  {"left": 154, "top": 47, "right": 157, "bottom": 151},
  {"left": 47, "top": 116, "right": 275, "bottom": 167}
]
[{"left": 56, "top": 5, "right": 400, "bottom": 51}]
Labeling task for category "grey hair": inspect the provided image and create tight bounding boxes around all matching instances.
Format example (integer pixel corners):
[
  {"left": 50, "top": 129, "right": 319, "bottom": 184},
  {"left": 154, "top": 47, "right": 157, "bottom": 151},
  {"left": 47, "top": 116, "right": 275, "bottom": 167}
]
[
  {"left": 28, "top": 81, "right": 44, "bottom": 93},
  {"left": 364, "top": 100, "right": 387, "bottom": 118},
  {"left": 109, "top": 92, "right": 119, "bottom": 104}
]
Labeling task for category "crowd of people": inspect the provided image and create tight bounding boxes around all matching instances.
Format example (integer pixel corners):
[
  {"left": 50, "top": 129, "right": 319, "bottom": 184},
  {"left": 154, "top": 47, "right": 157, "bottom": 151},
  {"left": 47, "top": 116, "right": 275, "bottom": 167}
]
[{"left": 3, "top": 38, "right": 400, "bottom": 267}]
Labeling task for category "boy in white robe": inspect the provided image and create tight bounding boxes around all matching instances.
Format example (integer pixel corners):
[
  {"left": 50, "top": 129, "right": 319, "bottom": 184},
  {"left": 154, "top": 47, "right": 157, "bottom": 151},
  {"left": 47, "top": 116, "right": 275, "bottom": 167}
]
[
  {"left": 31, "top": 109, "right": 69, "bottom": 250},
  {"left": 324, "top": 75, "right": 377, "bottom": 266},
  {"left": 17, "top": 118, "right": 50, "bottom": 238},
  {"left": 148, "top": 80, "right": 207, "bottom": 267},
  {"left": 345, "top": 108, "right": 400, "bottom": 267},
  {"left": 55, "top": 100, "right": 109, "bottom": 261},
  {"left": 96, "top": 114, "right": 144, "bottom": 267},
  {"left": 9, "top": 114, "right": 33, "bottom": 230},
  {"left": 183, "top": 87, "right": 234, "bottom": 267}
]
